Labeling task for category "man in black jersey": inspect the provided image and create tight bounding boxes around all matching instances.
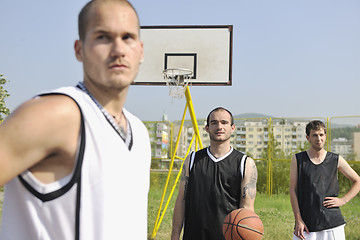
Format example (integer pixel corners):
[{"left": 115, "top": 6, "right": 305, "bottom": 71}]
[
  {"left": 171, "top": 107, "right": 258, "bottom": 240},
  {"left": 290, "top": 120, "right": 360, "bottom": 240}
]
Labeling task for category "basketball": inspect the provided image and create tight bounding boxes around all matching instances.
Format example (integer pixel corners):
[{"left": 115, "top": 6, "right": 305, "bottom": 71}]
[{"left": 223, "top": 208, "right": 264, "bottom": 240}]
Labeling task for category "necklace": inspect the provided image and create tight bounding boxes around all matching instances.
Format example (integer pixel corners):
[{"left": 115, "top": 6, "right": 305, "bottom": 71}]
[
  {"left": 112, "top": 114, "right": 127, "bottom": 137},
  {"left": 77, "top": 82, "right": 132, "bottom": 146}
]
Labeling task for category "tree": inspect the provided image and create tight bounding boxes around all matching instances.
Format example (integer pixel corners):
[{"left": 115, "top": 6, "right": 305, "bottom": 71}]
[{"left": 0, "top": 74, "right": 10, "bottom": 121}]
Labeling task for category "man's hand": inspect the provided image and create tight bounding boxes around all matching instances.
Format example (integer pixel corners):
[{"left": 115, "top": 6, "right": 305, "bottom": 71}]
[
  {"left": 294, "top": 219, "right": 309, "bottom": 240},
  {"left": 323, "top": 196, "right": 345, "bottom": 208}
]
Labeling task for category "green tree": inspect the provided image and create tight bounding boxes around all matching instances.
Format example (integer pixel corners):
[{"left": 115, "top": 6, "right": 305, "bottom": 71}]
[
  {"left": 0, "top": 74, "right": 10, "bottom": 121},
  {"left": 331, "top": 127, "right": 360, "bottom": 140},
  {"left": 345, "top": 152, "right": 357, "bottom": 161},
  {"left": 295, "top": 141, "right": 310, "bottom": 153}
]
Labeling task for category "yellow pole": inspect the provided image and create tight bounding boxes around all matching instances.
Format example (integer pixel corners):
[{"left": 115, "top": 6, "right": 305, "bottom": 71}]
[
  {"left": 154, "top": 135, "right": 197, "bottom": 236},
  {"left": 150, "top": 86, "right": 203, "bottom": 239},
  {"left": 185, "top": 86, "right": 203, "bottom": 149},
  {"left": 150, "top": 105, "right": 188, "bottom": 239}
]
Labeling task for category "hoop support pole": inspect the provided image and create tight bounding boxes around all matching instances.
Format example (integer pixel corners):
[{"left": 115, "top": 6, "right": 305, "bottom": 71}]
[
  {"left": 150, "top": 104, "right": 188, "bottom": 239},
  {"left": 150, "top": 86, "right": 203, "bottom": 239},
  {"left": 185, "top": 86, "right": 203, "bottom": 149}
]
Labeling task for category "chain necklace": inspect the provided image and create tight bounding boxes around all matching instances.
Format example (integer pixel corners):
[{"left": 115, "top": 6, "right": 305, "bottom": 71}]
[{"left": 77, "top": 82, "right": 132, "bottom": 147}]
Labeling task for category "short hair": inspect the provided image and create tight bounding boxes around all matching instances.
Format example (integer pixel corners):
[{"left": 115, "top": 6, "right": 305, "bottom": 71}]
[
  {"left": 78, "top": 0, "right": 140, "bottom": 41},
  {"left": 306, "top": 120, "right": 326, "bottom": 136},
  {"left": 206, "top": 107, "right": 234, "bottom": 126}
]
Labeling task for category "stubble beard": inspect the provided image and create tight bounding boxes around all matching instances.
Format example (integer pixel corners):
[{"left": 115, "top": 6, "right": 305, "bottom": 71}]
[
  {"left": 312, "top": 142, "right": 325, "bottom": 152},
  {"left": 209, "top": 133, "right": 231, "bottom": 143}
]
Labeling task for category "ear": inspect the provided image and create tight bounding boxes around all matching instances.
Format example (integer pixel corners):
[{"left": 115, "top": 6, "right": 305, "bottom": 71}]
[
  {"left": 231, "top": 124, "right": 236, "bottom": 133},
  {"left": 74, "top": 40, "right": 83, "bottom": 62},
  {"left": 205, "top": 125, "right": 209, "bottom": 133}
]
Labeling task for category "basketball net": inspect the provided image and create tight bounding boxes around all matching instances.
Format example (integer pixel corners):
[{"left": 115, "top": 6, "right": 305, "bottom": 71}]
[{"left": 163, "top": 68, "right": 192, "bottom": 99}]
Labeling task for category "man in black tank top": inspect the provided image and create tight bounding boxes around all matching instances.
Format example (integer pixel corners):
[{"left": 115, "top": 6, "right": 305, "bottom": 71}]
[
  {"left": 171, "top": 107, "right": 259, "bottom": 240},
  {"left": 290, "top": 120, "right": 360, "bottom": 240}
]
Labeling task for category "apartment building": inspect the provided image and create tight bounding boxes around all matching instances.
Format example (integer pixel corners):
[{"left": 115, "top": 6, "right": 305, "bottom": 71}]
[
  {"left": 353, "top": 132, "right": 360, "bottom": 161},
  {"left": 145, "top": 121, "right": 171, "bottom": 159},
  {"left": 174, "top": 119, "right": 307, "bottom": 159},
  {"left": 331, "top": 138, "right": 352, "bottom": 158},
  {"left": 272, "top": 121, "right": 307, "bottom": 156},
  {"left": 145, "top": 118, "right": 359, "bottom": 164}
]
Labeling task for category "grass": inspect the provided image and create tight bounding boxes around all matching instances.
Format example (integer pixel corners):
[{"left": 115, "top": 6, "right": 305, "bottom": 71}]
[{"left": 148, "top": 172, "right": 360, "bottom": 240}]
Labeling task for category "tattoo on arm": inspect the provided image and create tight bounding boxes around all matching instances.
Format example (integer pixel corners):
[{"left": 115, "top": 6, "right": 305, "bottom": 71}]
[
  {"left": 181, "top": 162, "right": 189, "bottom": 200},
  {"left": 242, "top": 164, "right": 257, "bottom": 199},
  {"left": 183, "top": 177, "right": 189, "bottom": 200}
]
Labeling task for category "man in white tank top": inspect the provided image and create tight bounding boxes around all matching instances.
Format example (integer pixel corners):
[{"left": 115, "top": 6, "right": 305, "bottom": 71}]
[{"left": 0, "top": 1, "right": 151, "bottom": 239}]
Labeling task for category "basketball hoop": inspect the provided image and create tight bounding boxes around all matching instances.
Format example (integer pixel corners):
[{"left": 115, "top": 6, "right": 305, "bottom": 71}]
[{"left": 163, "top": 68, "right": 192, "bottom": 99}]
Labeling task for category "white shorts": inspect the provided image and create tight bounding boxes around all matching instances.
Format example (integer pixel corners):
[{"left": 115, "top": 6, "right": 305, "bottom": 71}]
[{"left": 293, "top": 224, "right": 345, "bottom": 240}]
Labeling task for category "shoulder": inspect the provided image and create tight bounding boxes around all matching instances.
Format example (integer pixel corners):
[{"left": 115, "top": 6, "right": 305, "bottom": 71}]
[
  {"left": 195, "top": 148, "right": 208, "bottom": 157},
  {"left": 14, "top": 94, "right": 80, "bottom": 125},
  {"left": 244, "top": 156, "right": 256, "bottom": 168},
  {"left": 293, "top": 151, "right": 307, "bottom": 163},
  {"left": 229, "top": 149, "right": 248, "bottom": 164},
  {"left": 337, "top": 155, "right": 348, "bottom": 168},
  {"left": 231, "top": 148, "right": 244, "bottom": 155},
  {"left": 123, "top": 108, "right": 147, "bottom": 131},
  {"left": 326, "top": 151, "right": 339, "bottom": 159},
  {"left": 295, "top": 151, "right": 306, "bottom": 157}
]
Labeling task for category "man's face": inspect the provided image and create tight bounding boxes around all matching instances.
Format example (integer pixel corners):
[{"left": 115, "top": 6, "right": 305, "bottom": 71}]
[
  {"left": 306, "top": 128, "right": 326, "bottom": 151},
  {"left": 75, "top": 2, "right": 143, "bottom": 91},
  {"left": 205, "top": 110, "right": 235, "bottom": 143}
]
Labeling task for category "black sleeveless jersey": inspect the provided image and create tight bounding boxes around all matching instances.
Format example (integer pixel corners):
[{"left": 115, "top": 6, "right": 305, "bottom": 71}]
[
  {"left": 296, "top": 151, "right": 346, "bottom": 232},
  {"left": 183, "top": 147, "right": 247, "bottom": 240}
]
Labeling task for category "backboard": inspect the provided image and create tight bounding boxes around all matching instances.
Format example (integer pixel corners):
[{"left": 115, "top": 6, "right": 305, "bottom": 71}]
[{"left": 134, "top": 25, "right": 233, "bottom": 86}]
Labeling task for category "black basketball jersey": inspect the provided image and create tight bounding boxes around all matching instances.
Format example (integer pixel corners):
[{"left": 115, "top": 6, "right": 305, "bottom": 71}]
[
  {"left": 296, "top": 151, "right": 346, "bottom": 232},
  {"left": 183, "top": 147, "right": 247, "bottom": 240}
]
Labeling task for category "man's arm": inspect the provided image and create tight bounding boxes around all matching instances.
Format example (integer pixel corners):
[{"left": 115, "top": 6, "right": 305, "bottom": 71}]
[
  {"left": 289, "top": 155, "right": 308, "bottom": 240},
  {"left": 0, "top": 95, "right": 81, "bottom": 186},
  {"left": 171, "top": 155, "right": 190, "bottom": 240},
  {"left": 240, "top": 157, "right": 257, "bottom": 211},
  {"left": 323, "top": 155, "right": 360, "bottom": 208}
]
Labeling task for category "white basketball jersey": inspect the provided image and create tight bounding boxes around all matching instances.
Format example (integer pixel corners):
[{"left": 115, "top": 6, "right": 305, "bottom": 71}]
[{"left": 0, "top": 86, "right": 151, "bottom": 240}]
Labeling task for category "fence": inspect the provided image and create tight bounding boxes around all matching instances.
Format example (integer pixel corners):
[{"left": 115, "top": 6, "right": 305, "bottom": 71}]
[{"left": 144, "top": 116, "right": 360, "bottom": 195}]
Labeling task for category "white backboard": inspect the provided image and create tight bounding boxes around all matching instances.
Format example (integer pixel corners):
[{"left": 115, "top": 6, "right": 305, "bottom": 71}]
[{"left": 134, "top": 25, "right": 233, "bottom": 86}]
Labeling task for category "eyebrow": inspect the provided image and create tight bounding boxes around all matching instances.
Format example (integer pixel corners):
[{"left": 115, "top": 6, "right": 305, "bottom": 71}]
[{"left": 210, "top": 120, "right": 229, "bottom": 123}]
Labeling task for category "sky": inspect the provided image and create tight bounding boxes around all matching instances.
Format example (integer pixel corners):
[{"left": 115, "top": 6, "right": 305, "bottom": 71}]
[{"left": 1, "top": 0, "right": 360, "bottom": 123}]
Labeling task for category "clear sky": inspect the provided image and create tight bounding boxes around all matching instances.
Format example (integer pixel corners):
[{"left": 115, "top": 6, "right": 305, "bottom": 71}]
[{"left": 1, "top": 0, "right": 359, "bottom": 123}]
